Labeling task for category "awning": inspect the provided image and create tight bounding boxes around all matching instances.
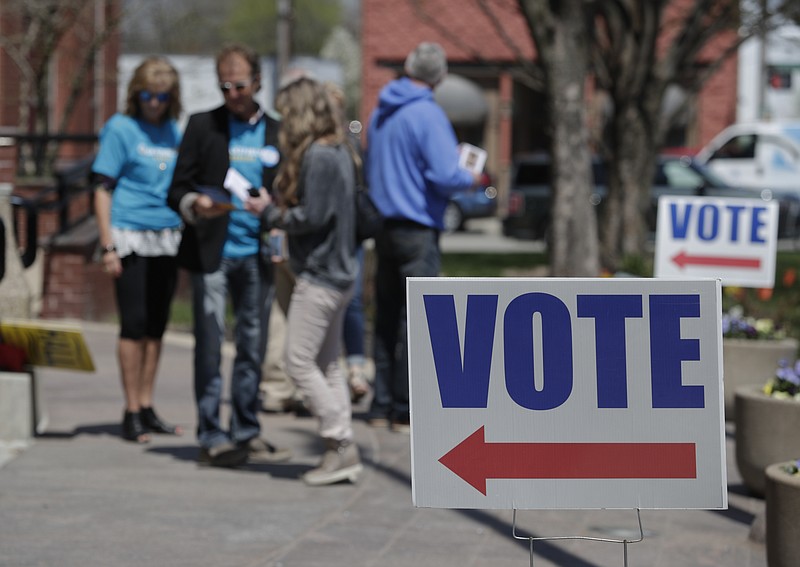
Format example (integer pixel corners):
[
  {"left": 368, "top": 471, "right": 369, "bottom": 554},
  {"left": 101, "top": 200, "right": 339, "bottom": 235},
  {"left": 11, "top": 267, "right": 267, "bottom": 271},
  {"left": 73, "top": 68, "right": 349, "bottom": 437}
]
[{"left": 434, "top": 74, "right": 488, "bottom": 126}]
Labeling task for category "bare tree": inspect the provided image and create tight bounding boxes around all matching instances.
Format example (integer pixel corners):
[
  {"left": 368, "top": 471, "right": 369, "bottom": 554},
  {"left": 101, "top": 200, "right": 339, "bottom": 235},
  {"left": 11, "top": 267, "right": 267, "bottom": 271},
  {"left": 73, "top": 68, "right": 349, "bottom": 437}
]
[
  {"left": 414, "top": 0, "right": 598, "bottom": 275},
  {"left": 0, "top": 0, "right": 121, "bottom": 175},
  {"left": 500, "top": 1, "right": 783, "bottom": 272},
  {"left": 592, "top": 1, "right": 757, "bottom": 270},
  {"left": 519, "top": 0, "right": 600, "bottom": 276}
]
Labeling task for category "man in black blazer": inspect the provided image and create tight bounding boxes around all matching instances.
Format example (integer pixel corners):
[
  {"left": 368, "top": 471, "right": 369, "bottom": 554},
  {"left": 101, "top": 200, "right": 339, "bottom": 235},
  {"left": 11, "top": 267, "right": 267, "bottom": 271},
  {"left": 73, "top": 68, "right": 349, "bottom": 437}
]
[{"left": 168, "top": 43, "right": 290, "bottom": 467}]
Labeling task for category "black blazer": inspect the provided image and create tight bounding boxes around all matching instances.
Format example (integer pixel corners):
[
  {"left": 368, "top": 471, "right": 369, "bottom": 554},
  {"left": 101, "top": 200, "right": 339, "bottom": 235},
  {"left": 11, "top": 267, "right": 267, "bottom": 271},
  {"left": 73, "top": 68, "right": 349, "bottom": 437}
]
[{"left": 167, "top": 105, "right": 280, "bottom": 273}]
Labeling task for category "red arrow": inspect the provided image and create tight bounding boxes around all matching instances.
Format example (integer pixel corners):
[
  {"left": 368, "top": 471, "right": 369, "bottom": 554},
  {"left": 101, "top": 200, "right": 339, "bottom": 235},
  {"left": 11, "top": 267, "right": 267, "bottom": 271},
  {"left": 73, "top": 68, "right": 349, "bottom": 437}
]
[
  {"left": 671, "top": 250, "right": 761, "bottom": 269},
  {"left": 438, "top": 427, "right": 696, "bottom": 495}
]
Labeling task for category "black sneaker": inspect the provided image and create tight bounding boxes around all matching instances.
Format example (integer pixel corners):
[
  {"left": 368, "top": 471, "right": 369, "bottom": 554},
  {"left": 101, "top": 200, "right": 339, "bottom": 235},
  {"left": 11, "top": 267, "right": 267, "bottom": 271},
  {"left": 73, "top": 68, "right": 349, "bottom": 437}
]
[{"left": 197, "top": 442, "right": 249, "bottom": 468}]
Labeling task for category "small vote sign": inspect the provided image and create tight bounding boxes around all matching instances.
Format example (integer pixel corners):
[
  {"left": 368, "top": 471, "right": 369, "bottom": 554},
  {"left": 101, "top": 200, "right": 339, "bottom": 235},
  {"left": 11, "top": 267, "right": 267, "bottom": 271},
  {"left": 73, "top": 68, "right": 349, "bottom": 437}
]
[
  {"left": 654, "top": 195, "right": 778, "bottom": 288},
  {"left": 408, "top": 277, "right": 727, "bottom": 510}
]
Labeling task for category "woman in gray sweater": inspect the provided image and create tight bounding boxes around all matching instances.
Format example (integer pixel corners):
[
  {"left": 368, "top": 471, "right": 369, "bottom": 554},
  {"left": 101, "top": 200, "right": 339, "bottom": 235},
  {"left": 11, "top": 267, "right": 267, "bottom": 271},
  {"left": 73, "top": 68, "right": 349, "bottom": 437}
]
[{"left": 248, "top": 75, "right": 361, "bottom": 486}]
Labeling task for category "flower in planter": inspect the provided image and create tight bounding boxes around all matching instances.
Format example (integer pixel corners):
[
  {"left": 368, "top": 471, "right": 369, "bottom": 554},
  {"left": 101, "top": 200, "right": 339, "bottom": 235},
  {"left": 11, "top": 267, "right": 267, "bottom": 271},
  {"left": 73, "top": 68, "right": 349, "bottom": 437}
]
[
  {"left": 722, "top": 305, "right": 785, "bottom": 340},
  {"left": 780, "top": 459, "right": 800, "bottom": 475},
  {"left": 763, "top": 358, "right": 800, "bottom": 400}
]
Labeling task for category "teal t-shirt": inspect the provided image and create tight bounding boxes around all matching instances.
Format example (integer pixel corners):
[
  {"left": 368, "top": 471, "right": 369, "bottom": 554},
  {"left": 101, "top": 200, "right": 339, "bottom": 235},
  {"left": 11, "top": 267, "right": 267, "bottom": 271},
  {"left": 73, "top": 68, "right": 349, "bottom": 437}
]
[
  {"left": 223, "top": 115, "right": 268, "bottom": 258},
  {"left": 92, "top": 113, "right": 182, "bottom": 230}
]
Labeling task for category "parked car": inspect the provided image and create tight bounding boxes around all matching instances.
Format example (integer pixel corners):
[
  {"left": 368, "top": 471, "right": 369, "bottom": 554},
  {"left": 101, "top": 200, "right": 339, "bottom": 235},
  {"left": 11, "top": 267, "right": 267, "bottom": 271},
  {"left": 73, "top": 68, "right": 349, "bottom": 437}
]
[
  {"left": 443, "top": 171, "right": 498, "bottom": 232},
  {"left": 695, "top": 121, "right": 800, "bottom": 194},
  {"left": 502, "top": 153, "right": 800, "bottom": 240},
  {"left": 501, "top": 153, "right": 605, "bottom": 241}
]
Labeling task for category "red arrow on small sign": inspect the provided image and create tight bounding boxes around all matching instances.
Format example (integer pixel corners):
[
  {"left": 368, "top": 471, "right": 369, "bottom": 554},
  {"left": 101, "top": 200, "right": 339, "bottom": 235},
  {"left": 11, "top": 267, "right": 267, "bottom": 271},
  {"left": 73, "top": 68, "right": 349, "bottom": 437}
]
[
  {"left": 439, "top": 427, "right": 696, "bottom": 495},
  {"left": 671, "top": 250, "right": 761, "bottom": 269}
]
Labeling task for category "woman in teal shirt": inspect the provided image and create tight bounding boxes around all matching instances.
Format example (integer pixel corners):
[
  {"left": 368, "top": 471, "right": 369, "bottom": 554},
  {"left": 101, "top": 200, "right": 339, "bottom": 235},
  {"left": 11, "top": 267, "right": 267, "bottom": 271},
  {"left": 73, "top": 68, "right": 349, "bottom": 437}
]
[{"left": 92, "top": 56, "right": 184, "bottom": 443}]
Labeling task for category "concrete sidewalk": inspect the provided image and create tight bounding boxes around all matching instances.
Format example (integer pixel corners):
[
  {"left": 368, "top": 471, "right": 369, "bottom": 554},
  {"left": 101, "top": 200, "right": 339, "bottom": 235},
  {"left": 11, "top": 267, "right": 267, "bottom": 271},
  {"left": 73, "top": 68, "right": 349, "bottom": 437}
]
[{"left": 0, "top": 322, "right": 768, "bottom": 567}]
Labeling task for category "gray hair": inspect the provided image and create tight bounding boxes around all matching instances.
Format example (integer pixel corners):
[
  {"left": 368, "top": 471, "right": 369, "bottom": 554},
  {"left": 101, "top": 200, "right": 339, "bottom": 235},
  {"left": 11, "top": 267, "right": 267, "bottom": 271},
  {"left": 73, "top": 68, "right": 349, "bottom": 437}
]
[{"left": 404, "top": 42, "right": 447, "bottom": 87}]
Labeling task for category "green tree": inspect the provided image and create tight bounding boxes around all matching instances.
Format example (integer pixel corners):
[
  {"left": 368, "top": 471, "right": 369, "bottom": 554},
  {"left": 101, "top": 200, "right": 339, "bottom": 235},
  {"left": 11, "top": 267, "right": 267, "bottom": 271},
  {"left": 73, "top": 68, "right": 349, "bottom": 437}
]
[
  {"left": 321, "top": 26, "right": 361, "bottom": 120},
  {"left": 222, "top": 0, "right": 341, "bottom": 56},
  {"left": 123, "top": 0, "right": 230, "bottom": 54}
]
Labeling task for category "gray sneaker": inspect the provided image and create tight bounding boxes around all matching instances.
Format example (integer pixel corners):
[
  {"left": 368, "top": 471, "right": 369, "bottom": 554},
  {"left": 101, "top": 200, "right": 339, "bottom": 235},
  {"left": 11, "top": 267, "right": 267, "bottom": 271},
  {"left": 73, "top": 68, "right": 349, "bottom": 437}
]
[
  {"left": 197, "top": 441, "right": 249, "bottom": 468},
  {"left": 240, "top": 437, "right": 292, "bottom": 463},
  {"left": 302, "top": 439, "right": 363, "bottom": 486}
]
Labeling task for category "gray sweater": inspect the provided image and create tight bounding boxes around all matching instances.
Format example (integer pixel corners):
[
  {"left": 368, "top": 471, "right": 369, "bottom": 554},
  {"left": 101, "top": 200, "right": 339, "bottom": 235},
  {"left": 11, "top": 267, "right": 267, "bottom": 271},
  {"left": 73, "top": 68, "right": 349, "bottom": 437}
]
[{"left": 264, "top": 142, "right": 358, "bottom": 291}]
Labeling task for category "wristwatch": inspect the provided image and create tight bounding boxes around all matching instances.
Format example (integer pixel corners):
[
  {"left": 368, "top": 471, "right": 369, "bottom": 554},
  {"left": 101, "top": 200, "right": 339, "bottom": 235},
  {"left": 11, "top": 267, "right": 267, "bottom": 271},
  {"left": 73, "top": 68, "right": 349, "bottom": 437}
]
[{"left": 102, "top": 243, "right": 116, "bottom": 254}]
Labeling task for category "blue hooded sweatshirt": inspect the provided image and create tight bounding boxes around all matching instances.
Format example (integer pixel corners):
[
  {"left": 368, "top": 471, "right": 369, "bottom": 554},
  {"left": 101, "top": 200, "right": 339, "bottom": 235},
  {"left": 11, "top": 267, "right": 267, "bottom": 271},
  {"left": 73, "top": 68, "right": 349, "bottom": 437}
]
[{"left": 366, "top": 77, "right": 474, "bottom": 229}]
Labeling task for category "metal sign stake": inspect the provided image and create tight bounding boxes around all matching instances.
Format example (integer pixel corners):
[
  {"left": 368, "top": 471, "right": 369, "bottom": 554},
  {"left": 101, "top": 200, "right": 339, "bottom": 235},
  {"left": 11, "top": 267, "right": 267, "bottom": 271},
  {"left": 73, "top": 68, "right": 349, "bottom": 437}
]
[{"left": 512, "top": 508, "right": 644, "bottom": 567}]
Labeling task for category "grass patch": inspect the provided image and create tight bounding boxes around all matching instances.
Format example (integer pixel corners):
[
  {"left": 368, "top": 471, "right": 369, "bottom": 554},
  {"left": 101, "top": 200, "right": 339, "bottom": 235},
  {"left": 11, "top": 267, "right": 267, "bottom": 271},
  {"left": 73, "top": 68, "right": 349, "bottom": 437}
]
[
  {"left": 441, "top": 252, "right": 548, "bottom": 277},
  {"left": 168, "top": 297, "right": 194, "bottom": 333}
]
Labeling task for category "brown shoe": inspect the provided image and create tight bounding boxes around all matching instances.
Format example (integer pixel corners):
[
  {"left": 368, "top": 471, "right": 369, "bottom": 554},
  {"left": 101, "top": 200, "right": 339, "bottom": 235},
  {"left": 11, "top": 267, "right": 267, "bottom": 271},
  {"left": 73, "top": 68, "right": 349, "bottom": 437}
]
[
  {"left": 367, "top": 416, "right": 390, "bottom": 428},
  {"left": 239, "top": 437, "right": 292, "bottom": 463},
  {"left": 198, "top": 442, "right": 249, "bottom": 468}
]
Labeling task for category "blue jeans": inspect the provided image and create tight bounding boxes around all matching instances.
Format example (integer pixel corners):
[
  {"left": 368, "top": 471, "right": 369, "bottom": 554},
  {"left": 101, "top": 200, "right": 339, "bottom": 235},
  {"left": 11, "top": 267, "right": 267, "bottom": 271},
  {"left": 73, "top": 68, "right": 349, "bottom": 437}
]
[
  {"left": 191, "top": 255, "right": 274, "bottom": 449},
  {"left": 343, "top": 246, "right": 365, "bottom": 362},
  {"left": 370, "top": 223, "right": 440, "bottom": 421}
]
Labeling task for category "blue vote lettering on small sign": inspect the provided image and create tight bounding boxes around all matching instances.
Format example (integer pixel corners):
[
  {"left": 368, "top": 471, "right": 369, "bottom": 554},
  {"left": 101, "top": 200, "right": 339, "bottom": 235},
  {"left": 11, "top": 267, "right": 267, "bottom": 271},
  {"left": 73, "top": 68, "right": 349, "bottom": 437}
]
[
  {"left": 423, "top": 293, "right": 704, "bottom": 412},
  {"left": 669, "top": 202, "right": 769, "bottom": 243}
]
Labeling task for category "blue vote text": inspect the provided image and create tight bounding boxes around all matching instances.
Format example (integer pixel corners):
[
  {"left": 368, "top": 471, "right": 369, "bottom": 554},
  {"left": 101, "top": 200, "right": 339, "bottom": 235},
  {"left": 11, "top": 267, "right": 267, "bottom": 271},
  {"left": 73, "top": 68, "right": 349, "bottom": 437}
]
[
  {"left": 669, "top": 202, "right": 768, "bottom": 243},
  {"left": 423, "top": 293, "right": 704, "bottom": 411}
]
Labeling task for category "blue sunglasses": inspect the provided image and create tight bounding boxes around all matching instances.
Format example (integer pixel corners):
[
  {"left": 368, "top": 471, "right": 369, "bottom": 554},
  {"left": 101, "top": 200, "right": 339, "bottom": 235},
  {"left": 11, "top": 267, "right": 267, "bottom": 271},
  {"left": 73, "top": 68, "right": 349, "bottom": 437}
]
[{"left": 138, "top": 91, "right": 170, "bottom": 103}]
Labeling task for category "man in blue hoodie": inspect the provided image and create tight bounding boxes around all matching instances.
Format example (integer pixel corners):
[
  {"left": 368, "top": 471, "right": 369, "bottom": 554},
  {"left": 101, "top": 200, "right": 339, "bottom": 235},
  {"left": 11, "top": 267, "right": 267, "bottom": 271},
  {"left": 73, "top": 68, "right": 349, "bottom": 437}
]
[{"left": 365, "top": 41, "right": 479, "bottom": 432}]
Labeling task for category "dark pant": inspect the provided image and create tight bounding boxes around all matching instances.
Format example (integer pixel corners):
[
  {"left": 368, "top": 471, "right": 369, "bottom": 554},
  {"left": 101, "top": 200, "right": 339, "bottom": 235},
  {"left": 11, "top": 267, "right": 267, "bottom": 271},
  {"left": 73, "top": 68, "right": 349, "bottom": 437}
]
[
  {"left": 343, "top": 246, "right": 365, "bottom": 359},
  {"left": 370, "top": 223, "right": 440, "bottom": 421},
  {"left": 115, "top": 254, "right": 179, "bottom": 340},
  {"left": 191, "top": 255, "right": 274, "bottom": 449}
]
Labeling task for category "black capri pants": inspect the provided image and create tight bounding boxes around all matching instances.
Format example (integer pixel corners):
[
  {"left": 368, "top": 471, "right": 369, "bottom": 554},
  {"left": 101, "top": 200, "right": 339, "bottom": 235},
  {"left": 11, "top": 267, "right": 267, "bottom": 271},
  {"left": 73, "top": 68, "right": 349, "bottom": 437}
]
[{"left": 114, "top": 253, "right": 179, "bottom": 340}]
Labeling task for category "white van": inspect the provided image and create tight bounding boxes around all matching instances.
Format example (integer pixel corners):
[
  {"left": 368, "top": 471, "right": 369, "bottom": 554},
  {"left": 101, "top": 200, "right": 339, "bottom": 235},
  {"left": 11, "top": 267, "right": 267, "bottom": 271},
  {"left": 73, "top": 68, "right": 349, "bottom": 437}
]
[{"left": 695, "top": 122, "right": 800, "bottom": 194}]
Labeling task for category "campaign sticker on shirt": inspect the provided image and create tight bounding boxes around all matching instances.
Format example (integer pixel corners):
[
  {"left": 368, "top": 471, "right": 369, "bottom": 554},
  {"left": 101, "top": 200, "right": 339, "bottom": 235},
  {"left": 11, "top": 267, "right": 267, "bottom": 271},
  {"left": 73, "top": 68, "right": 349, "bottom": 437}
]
[{"left": 260, "top": 145, "right": 280, "bottom": 167}]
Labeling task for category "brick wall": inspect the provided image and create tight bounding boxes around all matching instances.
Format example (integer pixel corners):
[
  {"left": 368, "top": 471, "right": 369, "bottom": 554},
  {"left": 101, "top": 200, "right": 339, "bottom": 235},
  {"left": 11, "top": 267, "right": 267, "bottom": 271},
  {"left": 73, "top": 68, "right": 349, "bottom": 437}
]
[
  {"left": 38, "top": 218, "right": 114, "bottom": 321},
  {"left": 361, "top": 0, "right": 534, "bottom": 126},
  {"left": 0, "top": 137, "right": 15, "bottom": 185}
]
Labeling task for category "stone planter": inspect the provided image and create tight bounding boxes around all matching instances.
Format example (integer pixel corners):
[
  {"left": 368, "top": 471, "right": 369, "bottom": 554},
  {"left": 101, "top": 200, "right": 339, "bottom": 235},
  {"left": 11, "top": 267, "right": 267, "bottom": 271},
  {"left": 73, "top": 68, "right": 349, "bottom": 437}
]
[
  {"left": 723, "top": 338, "right": 798, "bottom": 420},
  {"left": 735, "top": 385, "right": 800, "bottom": 495},
  {"left": 766, "top": 462, "right": 800, "bottom": 567}
]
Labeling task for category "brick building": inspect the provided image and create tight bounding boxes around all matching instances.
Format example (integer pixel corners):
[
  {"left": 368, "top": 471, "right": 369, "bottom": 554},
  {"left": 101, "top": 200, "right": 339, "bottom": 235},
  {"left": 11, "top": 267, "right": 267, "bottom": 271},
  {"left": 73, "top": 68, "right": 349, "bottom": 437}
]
[{"left": 360, "top": 0, "right": 739, "bottom": 196}]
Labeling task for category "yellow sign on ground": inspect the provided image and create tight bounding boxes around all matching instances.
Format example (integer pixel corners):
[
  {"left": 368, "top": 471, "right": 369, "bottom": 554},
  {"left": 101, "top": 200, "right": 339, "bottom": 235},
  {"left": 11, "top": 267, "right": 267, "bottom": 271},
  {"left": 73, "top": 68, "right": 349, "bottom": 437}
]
[{"left": 0, "top": 319, "right": 95, "bottom": 372}]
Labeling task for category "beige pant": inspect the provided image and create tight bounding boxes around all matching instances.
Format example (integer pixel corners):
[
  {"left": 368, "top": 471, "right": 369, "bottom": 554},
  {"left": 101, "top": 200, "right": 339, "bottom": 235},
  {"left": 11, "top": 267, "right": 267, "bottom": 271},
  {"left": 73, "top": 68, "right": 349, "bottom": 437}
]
[
  {"left": 285, "top": 277, "right": 355, "bottom": 442},
  {"left": 260, "top": 261, "right": 300, "bottom": 410}
]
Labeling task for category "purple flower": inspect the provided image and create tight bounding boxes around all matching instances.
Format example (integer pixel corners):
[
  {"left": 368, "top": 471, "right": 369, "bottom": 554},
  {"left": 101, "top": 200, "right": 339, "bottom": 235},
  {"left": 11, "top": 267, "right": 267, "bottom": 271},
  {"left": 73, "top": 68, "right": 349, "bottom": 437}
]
[{"left": 770, "top": 357, "right": 800, "bottom": 397}]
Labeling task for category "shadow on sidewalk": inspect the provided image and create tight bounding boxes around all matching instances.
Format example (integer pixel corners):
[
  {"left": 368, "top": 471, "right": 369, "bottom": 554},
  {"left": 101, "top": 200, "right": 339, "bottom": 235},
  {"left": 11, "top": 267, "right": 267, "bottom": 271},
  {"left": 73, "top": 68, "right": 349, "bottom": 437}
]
[{"left": 37, "top": 422, "right": 119, "bottom": 439}]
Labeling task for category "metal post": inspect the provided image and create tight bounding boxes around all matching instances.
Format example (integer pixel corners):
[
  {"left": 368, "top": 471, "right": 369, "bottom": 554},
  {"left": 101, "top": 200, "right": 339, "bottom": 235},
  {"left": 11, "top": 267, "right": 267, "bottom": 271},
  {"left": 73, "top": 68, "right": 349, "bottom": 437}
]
[
  {"left": 512, "top": 508, "right": 645, "bottom": 567},
  {"left": 756, "top": 0, "right": 768, "bottom": 120},
  {"left": 276, "top": 0, "right": 293, "bottom": 84}
]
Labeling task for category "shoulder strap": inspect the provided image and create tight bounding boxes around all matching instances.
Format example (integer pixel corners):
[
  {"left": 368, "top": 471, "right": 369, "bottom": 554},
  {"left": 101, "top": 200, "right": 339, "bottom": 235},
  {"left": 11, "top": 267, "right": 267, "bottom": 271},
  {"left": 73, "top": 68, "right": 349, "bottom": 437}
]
[{"left": 343, "top": 139, "right": 366, "bottom": 192}]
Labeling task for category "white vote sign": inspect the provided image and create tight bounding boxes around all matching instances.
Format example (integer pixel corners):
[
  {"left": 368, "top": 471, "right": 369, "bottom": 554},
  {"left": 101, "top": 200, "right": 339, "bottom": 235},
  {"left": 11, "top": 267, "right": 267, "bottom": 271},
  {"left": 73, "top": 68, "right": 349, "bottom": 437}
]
[
  {"left": 654, "top": 195, "right": 778, "bottom": 288},
  {"left": 408, "top": 277, "right": 727, "bottom": 510}
]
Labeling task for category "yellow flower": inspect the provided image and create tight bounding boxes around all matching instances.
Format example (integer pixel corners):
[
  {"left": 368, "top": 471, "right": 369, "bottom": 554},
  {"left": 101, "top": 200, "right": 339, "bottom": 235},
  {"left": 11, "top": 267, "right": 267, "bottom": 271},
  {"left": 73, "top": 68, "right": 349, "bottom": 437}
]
[{"left": 755, "top": 319, "right": 775, "bottom": 335}]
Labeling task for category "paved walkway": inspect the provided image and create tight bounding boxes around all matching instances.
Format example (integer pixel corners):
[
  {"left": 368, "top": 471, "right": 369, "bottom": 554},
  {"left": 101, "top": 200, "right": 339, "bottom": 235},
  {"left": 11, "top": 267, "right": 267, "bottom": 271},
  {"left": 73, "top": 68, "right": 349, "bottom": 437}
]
[{"left": 0, "top": 322, "right": 768, "bottom": 567}]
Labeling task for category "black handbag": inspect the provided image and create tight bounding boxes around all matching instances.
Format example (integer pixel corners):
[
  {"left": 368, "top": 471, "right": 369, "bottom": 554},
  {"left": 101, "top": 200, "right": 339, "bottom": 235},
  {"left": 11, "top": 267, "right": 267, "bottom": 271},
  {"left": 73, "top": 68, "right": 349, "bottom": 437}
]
[
  {"left": 356, "top": 186, "right": 383, "bottom": 242},
  {"left": 350, "top": 144, "right": 383, "bottom": 242}
]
